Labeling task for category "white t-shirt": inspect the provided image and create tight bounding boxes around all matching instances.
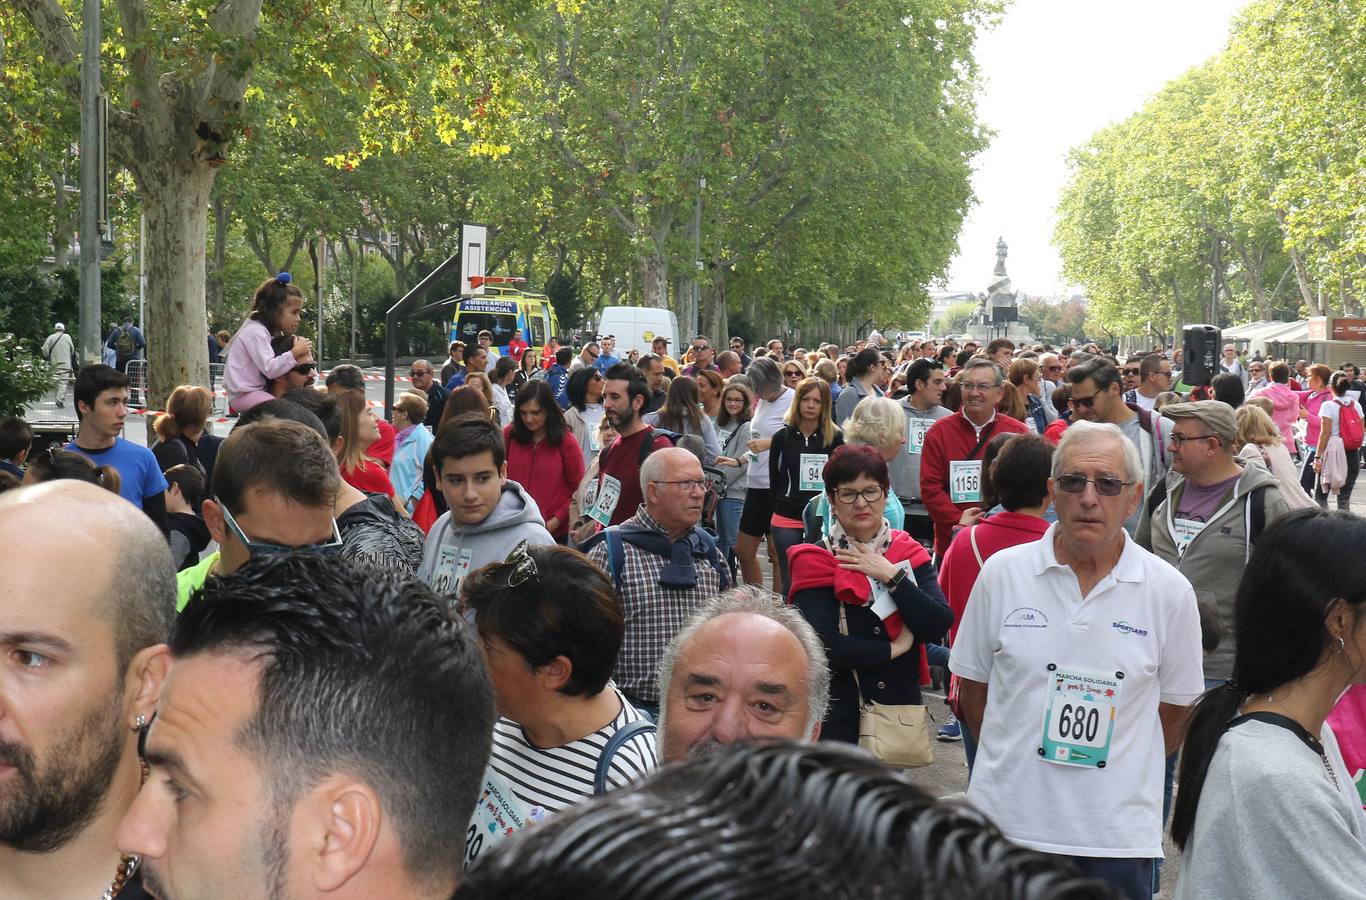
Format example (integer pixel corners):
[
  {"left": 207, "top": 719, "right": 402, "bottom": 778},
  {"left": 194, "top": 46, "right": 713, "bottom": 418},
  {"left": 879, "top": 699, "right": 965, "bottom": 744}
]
[
  {"left": 949, "top": 526, "right": 1205, "bottom": 858},
  {"left": 1133, "top": 391, "right": 1158, "bottom": 412},
  {"left": 1319, "top": 397, "right": 1363, "bottom": 438},
  {"left": 747, "top": 386, "right": 795, "bottom": 490},
  {"left": 488, "top": 689, "right": 657, "bottom": 816}
]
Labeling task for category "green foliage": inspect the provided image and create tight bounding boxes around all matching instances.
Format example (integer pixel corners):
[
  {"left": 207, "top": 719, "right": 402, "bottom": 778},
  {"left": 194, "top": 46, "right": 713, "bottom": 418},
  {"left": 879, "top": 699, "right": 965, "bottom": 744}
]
[
  {"left": 0, "top": 331, "right": 51, "bottom": 415},
  {"left": 544, "top": 267, "right": 586, "bottom": 339},
  {"left": 1019, "top": 298, "right": 1089, "bottom": 345},
  {"left": 1056, "top": 0, "right": 1366, "bottom": 336},
  {"left": 933, "top": 301, "right": 978, "bottom": 338}
]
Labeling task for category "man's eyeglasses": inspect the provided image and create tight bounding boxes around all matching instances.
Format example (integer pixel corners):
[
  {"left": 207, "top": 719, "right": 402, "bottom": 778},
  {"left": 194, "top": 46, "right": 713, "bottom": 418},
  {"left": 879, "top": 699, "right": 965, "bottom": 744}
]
[
  {"left": 833, "top": 485, "right": 886, "bottom": 506},
  {"left": 1045, "top": 364, "right": 1064, "bottom": 373},
  {"left": 293, "top": 362, "right": 317, "bottom": 375},
  {"left": 1055, "top": 474, "right": 1134, "bottom": 497},
  {"left": 409, "top": 368, "right": 430, "bottom": 379},
  {"left": 1069, "top": 392, "right": 1099, "bottom": 410},
  {"left": 1122, "top": 368, "right": 1140, "bottom": 377},
  {"left": 961, "top": 381, "right": 998, "bottom": 394},
  {"left": 1169, "top": 432, "right": 1217, "bottom": 447},
  {"left": 654, "top": 478, "right": 708, "bottom": 493},
  {"left": 218, "top": 499, "right": 343, "bottom": 558}
]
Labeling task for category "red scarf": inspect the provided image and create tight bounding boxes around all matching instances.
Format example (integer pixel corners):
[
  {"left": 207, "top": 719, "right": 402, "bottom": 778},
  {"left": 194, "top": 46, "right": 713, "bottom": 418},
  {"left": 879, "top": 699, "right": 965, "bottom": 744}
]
[{"left": 787, "top": 531, "right": 930, "bottom": 639}]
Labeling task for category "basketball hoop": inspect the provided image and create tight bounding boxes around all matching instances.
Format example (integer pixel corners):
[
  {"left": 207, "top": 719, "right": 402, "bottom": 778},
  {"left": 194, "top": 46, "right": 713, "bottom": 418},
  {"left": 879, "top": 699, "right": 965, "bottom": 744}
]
[{"left": 469, "top": 276, "right": 528, "bottom": 288}]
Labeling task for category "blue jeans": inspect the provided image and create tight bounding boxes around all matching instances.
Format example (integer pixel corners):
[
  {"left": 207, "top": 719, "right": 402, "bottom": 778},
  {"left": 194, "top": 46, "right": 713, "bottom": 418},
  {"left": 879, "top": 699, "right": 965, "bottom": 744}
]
[
  {"left": 1058, "top": 855, "right": 1155, "bottom": 900},
  {"left": 716, "top": 497, "right": 744, "bottom": 561}
]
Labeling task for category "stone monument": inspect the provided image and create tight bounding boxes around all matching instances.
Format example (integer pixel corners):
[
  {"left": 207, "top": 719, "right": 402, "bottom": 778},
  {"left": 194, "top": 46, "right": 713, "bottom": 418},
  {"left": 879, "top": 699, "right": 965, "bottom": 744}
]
[{"left": 967, "top": 237, "right": 1033, "bottom": 344}]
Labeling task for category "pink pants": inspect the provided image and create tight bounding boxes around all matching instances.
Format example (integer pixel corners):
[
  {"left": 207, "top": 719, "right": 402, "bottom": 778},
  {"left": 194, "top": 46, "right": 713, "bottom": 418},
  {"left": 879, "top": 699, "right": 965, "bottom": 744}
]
[{"left": 228, "top": 389, "right": 275, "bottom": 414}]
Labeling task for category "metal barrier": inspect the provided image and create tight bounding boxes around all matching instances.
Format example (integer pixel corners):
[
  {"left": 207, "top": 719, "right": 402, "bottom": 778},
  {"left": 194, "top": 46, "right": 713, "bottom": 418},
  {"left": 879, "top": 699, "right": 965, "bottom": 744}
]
[
  {"left": 125, "top": 359, "right": 149, "bottom": 408},
  {"left": 208, "top": 363, "right": 227, "bottom": 415}
]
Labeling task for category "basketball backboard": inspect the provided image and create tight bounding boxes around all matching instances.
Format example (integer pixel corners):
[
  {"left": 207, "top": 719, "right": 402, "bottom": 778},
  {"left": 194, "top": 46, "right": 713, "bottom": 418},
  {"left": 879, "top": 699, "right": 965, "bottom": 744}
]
[{"left": 459, "top": 222, "right": 487, "bottom": 296}]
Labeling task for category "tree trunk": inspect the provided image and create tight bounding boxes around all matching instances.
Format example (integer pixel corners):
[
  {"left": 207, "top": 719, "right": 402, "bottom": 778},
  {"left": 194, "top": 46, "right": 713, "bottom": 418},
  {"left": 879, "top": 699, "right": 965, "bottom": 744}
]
[
  {"left": 142, "top": 161, "right": 215, "bottom": 408},
  {"left": 703, "top": 269, "right": 728, "bottom": 345},
  {"left": 1287, "top": 245, "right": 1321, "bottom": 316},
  {"left": 640, "top": 250, "right": 669, "bottom": 309},
  {"left": 208, "top": 189, "right": 227, "bottom": 325}
]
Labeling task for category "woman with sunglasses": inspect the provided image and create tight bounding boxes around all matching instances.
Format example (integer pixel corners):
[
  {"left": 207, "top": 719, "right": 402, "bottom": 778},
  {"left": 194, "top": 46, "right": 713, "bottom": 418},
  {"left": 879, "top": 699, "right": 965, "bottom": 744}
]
[
  {"left": 463, "top": 542, "right": 658, "bottom": 834},
  {"left": 564, "top": 367, "right": 608, "bottom": 469},
  {"left": 504, "top": 380, "right": 585, "bottom": 543},
  {"left": 835, "top": 348, "right": 886, "bottom": 427},
  {"left": 391, "top": 390, "right": 434, "bottom": 514},
  {"left": 788, "top": 445, "right": 951, "bottom": 748}
]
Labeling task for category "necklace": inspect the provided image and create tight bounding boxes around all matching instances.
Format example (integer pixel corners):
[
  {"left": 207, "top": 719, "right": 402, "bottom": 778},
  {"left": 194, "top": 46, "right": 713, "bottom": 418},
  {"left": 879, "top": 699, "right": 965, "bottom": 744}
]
[{"left": 100, "top": 755, "right": 150, "bottom": 899}]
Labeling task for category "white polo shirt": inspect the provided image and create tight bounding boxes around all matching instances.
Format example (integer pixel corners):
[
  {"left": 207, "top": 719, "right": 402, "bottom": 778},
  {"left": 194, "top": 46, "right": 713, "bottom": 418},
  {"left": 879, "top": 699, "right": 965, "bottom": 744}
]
[{"left": 949, "top": 524, "right": 1204, "bottom": 858}]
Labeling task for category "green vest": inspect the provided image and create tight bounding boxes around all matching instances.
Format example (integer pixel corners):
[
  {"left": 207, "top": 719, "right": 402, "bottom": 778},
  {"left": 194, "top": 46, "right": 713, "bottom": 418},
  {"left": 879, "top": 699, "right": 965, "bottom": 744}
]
[{"left": 176, "top": 551, "right": 220, "bottom": 612}]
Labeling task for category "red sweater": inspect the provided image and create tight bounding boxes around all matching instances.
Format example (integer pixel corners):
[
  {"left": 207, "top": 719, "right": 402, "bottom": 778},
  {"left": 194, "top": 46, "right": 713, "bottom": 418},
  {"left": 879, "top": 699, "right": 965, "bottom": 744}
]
[
  {"left": 503, "top": 425, "right": 585, "bottom": 537},
  {"left": 343, "top": 459, "right": 395, "bottom": 496},
  {"left": 919, "top": 412, "right": 1028, "bottom": 558},
  {"left": 937, "top": 511, "right": 1051, "bottom": 643},
  {"left": 366, "top": 418, "right": 396, "bottom": 468}
]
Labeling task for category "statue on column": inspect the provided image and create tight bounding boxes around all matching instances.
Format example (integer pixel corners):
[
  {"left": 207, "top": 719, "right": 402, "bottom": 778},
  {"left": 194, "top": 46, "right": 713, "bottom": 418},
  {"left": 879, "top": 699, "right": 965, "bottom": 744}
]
[{"left": 994, "top": 237, "right": 1008, "bottom": 278}]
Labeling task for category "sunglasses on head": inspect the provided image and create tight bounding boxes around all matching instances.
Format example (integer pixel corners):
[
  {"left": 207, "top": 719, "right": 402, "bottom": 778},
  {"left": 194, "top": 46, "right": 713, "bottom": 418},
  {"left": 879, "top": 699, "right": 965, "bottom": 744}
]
[
  {"left": 1055, "top": 474, "right": 1134, "bottom": 496},
  {"left": 218, "top": 499, "right": 343, "bottom": 558}
]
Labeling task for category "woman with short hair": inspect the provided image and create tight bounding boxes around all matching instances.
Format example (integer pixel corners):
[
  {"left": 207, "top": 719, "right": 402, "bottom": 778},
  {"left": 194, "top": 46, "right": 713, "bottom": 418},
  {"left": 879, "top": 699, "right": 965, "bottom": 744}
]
[
  {"left": 695, "top": 368, "right": 724, "bottom": 422},
  {"left": 1172, "top": 511, "right": 1366, "bottom": 899},
  {"left": 788, "top": 445, "right": 951, "bottom": 746},
  {"left": 465, "top": 542, "right": 658, "bottom": 820},
  {"left": 391, "top": 390, "right": 433, "bottom": 514},
  {"left": 835, "top": 347, "right": 886, "bottom": 426}
]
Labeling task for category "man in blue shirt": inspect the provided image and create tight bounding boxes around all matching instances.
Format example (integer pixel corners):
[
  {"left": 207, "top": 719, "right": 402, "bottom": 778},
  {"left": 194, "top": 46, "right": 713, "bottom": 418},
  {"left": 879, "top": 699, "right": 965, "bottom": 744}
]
[
  {"left": 549, "top": 346, "right": 573, "bottom": 409},
  {"left": 66, "top": 365, "right": 168, "bottom": 531},
  {"left": 594, "top": 334, "right": 620, "bottom": 374}
]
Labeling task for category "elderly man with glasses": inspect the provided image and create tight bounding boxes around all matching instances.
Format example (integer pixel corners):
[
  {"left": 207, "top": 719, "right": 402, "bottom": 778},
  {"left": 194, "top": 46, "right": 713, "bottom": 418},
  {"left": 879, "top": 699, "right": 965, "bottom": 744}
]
[
  {"left": 584, "top": 446, "right": 730, "bottom": 718},
  {"left": 951, "top": 420, "right": 1204, "bottom": 900},
  {"left": 919, "top": 359, "right": 1028, "bottom": 558},
  {"left": 408, "top": 358, "right": 450, "bottom": 429}
]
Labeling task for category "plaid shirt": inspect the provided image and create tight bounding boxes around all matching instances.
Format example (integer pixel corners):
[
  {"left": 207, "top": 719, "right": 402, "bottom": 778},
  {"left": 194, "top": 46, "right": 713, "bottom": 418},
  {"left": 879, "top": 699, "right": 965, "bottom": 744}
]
[{"left": 587, "top": 507, "right": 726, "bottom": 705}]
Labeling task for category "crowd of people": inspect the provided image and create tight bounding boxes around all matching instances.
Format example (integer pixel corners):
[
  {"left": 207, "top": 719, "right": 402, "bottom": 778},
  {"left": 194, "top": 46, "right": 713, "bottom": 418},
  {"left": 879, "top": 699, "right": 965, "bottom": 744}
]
[{"left": 5, "top": 315, "right": 1366, "bottom": 900}]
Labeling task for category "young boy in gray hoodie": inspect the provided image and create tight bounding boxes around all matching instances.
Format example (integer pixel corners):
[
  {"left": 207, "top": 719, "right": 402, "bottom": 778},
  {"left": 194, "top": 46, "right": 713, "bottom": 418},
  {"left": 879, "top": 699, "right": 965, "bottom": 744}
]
[{"left": 418, "top": 413, "right": 555, "bottom": 601}]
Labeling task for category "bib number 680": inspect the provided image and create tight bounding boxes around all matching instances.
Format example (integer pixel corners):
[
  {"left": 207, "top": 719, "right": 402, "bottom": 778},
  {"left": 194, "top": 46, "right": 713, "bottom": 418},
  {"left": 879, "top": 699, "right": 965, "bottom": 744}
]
[{"left": 1057, "top": 703, "right": 1101, "bottom": 744}]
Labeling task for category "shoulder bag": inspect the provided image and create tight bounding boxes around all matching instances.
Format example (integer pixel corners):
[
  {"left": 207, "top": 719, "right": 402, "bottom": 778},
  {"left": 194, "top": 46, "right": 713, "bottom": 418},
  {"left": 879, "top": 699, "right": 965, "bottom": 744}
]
[{"left": 838, "top": 601, "right": 933, "bottom": 768}]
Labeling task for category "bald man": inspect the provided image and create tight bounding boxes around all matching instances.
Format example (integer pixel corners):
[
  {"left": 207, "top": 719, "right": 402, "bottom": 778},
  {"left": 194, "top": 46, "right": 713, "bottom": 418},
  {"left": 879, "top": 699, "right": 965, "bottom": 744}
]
[
  {"left": 658, "top": 587, "right": 830, "bottom": 761},
  {"left": 0, "top": 481, "right": 176, "bottom": 899}
]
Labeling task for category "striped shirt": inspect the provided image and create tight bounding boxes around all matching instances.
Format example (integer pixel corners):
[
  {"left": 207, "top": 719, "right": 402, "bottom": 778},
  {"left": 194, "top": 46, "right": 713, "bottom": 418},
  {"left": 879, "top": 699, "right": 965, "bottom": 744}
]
[{"left": 489, "top": 689, "right": 658, "bottom": 816}]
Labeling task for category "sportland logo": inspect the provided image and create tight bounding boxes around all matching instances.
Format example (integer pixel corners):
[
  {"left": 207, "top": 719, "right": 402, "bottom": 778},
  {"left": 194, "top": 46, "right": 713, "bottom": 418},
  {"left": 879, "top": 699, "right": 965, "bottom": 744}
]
[{"left": 1112, "top": 620, "right": 1149, "bottom": 637}]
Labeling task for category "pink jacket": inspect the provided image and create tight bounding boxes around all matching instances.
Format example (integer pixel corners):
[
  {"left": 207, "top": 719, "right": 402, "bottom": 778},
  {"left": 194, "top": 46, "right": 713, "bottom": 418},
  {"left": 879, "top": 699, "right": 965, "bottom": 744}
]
[
  {"left": 1249, "top": 382, "right": 1300, "bottom": 454},
  {"left": 223, "top": 319, "right": 296, "bottom": 403},
  {"left": 1295, "top": 389, "right": 1334, "bottom": 449}
]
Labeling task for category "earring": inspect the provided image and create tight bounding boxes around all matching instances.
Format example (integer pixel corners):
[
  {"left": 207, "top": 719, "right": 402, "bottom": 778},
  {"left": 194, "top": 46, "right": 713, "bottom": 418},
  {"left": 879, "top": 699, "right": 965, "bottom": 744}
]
[
  {"left": 133, "top": 714, "right": 147, "bottom": 732},
  {"left": 1337, "top": 636, "right": 1347, "bottom": 655}
]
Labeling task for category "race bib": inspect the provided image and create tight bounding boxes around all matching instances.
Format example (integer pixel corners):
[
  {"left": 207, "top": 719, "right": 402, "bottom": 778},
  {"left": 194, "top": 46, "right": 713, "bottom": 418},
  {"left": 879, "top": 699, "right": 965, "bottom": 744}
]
[
  {"left": 587, "top": 474, "right": 622, "bottom": 525},
  {"left": 432, "top": 546, "right": 473, "bottom": 602},
  {"left": 799, "top": 452, "right": 827, "bottom": 492},
  {"left": 907, "top": 418, "right": 932, "bottom": 455},
  {"left": 867, "top": 560, "right": 913, "bottom": 619},
  {"left": 1172, "top": 517, "right": 1206, "bottom": 558},
  {"left": 1039, "top": 665, "right": 1123, "bottom": 768},
  {"left": 582, "top": 475, "right": 600, "bottom": 510},
  {"left": 949, "top": 459, "right": 982, "bottom": 505},
  {"left": 588, "top": 428, "right": 602, "bottom": 452},
  {"left": 463, "top": 767, "right": 547, "bottom": 870}
]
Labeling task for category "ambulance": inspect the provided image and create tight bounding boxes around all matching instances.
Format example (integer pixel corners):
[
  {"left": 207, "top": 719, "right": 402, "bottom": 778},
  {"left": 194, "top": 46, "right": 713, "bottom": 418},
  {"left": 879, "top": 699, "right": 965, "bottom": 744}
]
[{"left": 450, "top": 286, "right": 559, "bottom": 360}]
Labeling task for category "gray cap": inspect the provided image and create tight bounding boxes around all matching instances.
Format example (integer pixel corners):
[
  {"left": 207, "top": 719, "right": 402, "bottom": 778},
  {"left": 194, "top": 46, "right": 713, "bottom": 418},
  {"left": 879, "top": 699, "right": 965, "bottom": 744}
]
[{"left": 1161, "top": 400, "right": 1237, "bottom": 445}]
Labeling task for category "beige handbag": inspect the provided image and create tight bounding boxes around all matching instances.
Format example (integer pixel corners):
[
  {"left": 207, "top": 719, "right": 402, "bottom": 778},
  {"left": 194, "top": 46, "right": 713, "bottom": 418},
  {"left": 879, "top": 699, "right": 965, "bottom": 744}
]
[{"left": 839, "top": 602, "right": 933, "bottom": 768}]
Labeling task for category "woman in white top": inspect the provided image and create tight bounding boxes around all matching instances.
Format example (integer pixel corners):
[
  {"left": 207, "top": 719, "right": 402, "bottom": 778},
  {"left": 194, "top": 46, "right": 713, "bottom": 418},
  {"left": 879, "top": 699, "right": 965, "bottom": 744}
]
[
  {"left": 1172, "top": 510, "right": 1366, "bottom": 900},
  {"left": 490, "top": 356, "right": 518, "bottom": 426},
  {"left": 1234, "top": 404, "right": 1316, "bottom": 511},
  {"left": 1312, "top": 371, "right": 1363, "bottom": 509},
  {"left": 735, "top": 357, "right": 796, "bottom": 590},
  {"left": 563, "top": 367, "right": 607, "bottom": 469}
]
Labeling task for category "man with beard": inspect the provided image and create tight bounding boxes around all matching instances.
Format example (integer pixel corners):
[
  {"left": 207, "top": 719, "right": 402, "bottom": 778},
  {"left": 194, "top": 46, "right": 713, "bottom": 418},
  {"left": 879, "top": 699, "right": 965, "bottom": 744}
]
[
  {"left": 118, "top": 554, "right": 496, "bottom": 899},
  {"left": 580, "top": 363, "right": 675, "bottom": 528},
  {"left": 657, "top": 586, "right": 829, "bottom": 761},
  {"left": 0, "top": 481, "right": 176, "bottom": 899}
]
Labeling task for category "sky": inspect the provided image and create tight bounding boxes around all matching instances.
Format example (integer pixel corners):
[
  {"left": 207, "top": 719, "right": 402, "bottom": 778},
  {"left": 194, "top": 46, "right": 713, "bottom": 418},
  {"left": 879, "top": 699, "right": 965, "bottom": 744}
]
[{"left": 944, "top": 0, "right": 1250, "bottom": 297}]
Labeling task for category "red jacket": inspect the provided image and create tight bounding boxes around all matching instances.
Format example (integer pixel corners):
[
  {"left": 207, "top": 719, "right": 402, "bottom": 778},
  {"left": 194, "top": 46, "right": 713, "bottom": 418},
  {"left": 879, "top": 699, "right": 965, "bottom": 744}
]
[
  {"left": 503, "top": 425, "right": 585, "bottom": 537},
  {"left": 937, "top": 511, "right": 1051, "bottom": 643},
  {"left": 1043, "top": 417, "right": 1069, "bottom": 445},
  {"left": 919, "top": 412, "right": 1028, "bottom": 558}
]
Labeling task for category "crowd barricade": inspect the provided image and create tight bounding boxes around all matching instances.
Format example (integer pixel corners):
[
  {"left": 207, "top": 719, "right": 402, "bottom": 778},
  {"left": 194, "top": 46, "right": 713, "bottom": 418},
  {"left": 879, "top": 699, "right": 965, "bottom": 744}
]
[{"left": 125, "top": 360, "right": 149, "bottom": 408}]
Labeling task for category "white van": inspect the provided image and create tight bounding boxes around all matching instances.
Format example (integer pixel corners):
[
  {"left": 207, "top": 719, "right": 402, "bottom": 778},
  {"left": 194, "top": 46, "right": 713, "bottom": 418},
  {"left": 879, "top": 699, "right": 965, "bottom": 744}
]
[{"left": 595, "top": 306, "right": 680, "bottom": 357}]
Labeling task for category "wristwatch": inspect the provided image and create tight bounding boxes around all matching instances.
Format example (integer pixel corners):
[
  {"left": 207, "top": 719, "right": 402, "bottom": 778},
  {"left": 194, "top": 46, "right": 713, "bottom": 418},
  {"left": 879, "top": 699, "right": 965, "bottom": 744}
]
[{"left": 885, "top": 567, "right": 908, "bottom": 589}]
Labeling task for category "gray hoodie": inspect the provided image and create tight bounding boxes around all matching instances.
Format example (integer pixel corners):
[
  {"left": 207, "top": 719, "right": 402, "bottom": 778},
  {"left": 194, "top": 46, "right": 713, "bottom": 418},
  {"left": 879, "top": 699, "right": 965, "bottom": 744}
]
[
  {"left": 889, "top": 401, "right": 951, "bottom": 516},
  {"left": 418, "top": 480, "right": 555, "bottom": 599}
]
